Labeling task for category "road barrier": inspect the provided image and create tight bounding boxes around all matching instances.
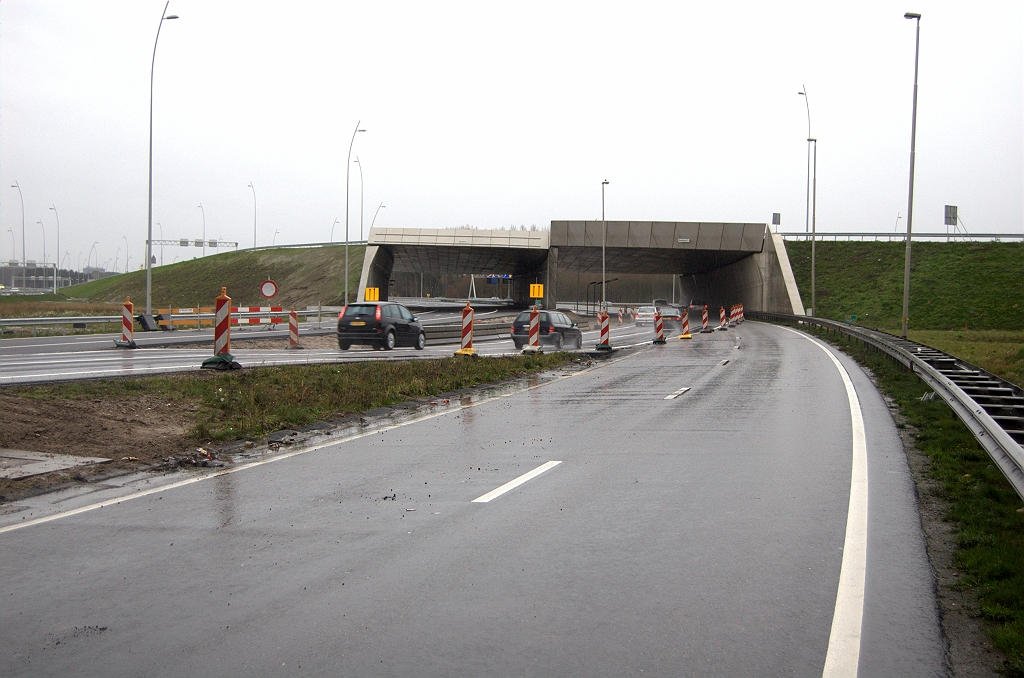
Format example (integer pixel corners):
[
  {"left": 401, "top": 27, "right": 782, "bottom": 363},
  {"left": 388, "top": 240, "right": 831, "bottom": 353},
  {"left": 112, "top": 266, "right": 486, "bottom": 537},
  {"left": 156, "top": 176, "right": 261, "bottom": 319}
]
[
  {"left": 115, "top": 297, "right": 137, "bottom": 348},
  {"left": 718, "top": 307, "right": 728, "bottom": 330},
  {"left": 596, "top": 311, "right": 611, "bottom": 350},
  {"left": 752, "top": 311, "right": 1024, "bottom": 501},
  {"left": 617, "top": 308, "right": 623, "bottom": 324},
  {"left": 701, "top": 305, "right": 712, "bottom": 333},
  {"left": 678, "top": 311, "right": 691, "bottom": 339},
  {"left": 232, "top": 306, "right": 285, "bottom": 325},
  {"left": 454, "top": 301, "right": 476, "bottom": 356},
  {"left": 653, "top": 311, "right": 666, "bottom": 345},
  {"left": 287, "top": 309, "right": 302, "bottom": 349},
  {"left": 522, "top": 306, "right": 541, "bottom": 354},
  {"left": 214, "top": 288, "right": 231, "bottom": 355}
]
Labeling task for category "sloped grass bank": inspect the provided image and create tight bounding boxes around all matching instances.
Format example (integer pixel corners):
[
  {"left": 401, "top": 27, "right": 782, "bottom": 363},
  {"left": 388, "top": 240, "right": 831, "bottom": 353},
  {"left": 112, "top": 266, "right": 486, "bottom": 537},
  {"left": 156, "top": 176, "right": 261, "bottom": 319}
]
[{"left": 786, "top": 241, "right": 1024, "bottom": 330}]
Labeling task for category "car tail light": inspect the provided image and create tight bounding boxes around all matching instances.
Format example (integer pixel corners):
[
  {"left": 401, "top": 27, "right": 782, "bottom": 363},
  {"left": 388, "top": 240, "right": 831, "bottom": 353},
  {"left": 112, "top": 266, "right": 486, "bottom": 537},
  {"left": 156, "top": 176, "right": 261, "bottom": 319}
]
[
  {"left": 375, "top": 305, "right": 381, "bottom": 321},
  {"left": 338, "top": 305, "right": 347, "bottom": 320},
  {"left": 547, "top": 325, "right": 554, "bottom": 333},
  {"left": 510, "top": 326, "right": 515, "bottom": 334}
]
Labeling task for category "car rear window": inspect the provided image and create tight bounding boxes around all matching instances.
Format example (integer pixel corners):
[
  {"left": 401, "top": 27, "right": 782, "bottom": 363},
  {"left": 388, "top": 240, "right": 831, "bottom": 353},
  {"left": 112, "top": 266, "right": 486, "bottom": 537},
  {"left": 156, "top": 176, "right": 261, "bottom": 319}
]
[
  {"left": 638, "top": 306, "right": 656, "bottom": 313},
  {"left": 345, "top": 304, "right": 377, "bottom": 317}
]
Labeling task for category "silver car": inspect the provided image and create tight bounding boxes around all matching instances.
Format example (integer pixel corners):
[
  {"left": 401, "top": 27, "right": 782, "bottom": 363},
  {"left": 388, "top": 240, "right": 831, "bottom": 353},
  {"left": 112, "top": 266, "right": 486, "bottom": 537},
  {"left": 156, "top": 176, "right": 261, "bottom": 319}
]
[{"left": 634, "top": 306, "right": 657, "bottom": 326}]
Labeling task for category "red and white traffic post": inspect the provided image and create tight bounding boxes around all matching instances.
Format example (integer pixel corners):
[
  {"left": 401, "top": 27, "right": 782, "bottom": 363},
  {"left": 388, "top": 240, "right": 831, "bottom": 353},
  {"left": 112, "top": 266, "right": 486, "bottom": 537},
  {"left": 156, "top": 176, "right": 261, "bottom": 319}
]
[
  {"left": 653, "top": 310, "right": 667, "bottom": 344},
  {"left": 596, "top": 309, "right": 612, "bottom": 350},
  {"left": 701, "top": 305, "right": 712, "bottom": 332},
  {"left": 523, "top": 305, "right": 542, "bottom": 353},
  {"left": 287, "top": 308, "right": 302, "bottom": 349},
  {"left": 617, "top": 307, "right": 623, "bottom": 324},
  {"left": 678, "top": 309, "right": 692, "bottom": 339},
  {"left": 115, "top": 296, "right": 137, "bottom": 348},
  {"left": 454, "top": 301, "right": 475, "bottom": 356},
  {"left": 717, "top": 306, "right": 728, "bottom": 331},
  {"left": 214, "top": 287, "right": 232, "bottom": 355}
]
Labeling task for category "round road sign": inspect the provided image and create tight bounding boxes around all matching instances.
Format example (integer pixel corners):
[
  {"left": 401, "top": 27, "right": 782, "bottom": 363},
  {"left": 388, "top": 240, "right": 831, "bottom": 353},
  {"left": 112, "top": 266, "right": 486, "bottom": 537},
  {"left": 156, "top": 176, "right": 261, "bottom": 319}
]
[{"left": 260, "top": 280, "right": 278, "bottom": 299}]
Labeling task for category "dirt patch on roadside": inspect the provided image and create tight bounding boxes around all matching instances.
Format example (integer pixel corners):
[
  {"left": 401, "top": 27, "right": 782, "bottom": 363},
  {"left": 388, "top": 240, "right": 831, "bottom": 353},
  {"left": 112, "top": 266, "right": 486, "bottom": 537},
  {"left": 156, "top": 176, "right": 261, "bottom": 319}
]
[
  {"left": 0, "top": 392, "right": 199, "bottom": 502},
  {"left": 173, "top": 335, "right": 340, "bottom": 351}
]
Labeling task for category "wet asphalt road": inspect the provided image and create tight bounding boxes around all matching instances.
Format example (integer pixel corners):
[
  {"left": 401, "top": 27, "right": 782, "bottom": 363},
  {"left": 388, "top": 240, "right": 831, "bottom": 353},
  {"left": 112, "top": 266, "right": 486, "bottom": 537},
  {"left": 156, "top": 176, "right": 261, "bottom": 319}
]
[{"left": 0, "top": 322, "right": 943, "bottom": 676}]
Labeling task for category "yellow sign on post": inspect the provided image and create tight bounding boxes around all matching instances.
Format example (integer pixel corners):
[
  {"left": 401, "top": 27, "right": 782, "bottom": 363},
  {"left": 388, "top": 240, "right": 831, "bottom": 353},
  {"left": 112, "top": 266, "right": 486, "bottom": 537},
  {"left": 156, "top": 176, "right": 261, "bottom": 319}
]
[
  {"left": 365, "top": 287, "right": 380, "bottom": 301},
  {"left": 529, "top": 284, "right": 544, "bottom": 299}
]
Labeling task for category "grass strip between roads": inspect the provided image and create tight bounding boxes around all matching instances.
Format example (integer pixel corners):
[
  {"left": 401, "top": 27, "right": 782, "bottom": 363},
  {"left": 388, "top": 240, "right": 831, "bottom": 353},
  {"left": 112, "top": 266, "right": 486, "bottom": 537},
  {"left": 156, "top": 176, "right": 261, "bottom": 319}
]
[
  {"left": 803, "top": 325, "right": 1024, "bottom": 676},
  {"left": 11, "top": 353, "right": 576, "bottom": 443}
]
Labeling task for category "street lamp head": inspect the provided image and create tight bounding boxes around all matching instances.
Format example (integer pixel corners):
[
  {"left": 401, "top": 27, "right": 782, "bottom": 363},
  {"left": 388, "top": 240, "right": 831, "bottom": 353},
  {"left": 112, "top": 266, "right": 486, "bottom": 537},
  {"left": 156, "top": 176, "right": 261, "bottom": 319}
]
[
  {"left": 798, "top": 91, "right": 806, "bottom": 96},
  {"left": 165, "top": 14, "right": 179, "bottom": 20},
  {"left": 602, "top": 180, "right": 609, "bottom": 185},
  {"left": 904, "top": 12, "right": 920, "bottom": 19},
  {"left": 357, "top": 129, "right": 366, "bottom": 133},
  {"left": 808, "top": 137, "right": 817, "bottom": 142}
]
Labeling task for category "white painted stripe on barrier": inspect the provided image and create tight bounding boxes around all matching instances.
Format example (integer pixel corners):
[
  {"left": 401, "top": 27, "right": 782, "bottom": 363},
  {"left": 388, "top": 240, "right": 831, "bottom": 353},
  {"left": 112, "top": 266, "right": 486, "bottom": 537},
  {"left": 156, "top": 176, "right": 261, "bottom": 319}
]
[
  {"left": 472, "top": 460, "right": 562, "bottom": 503},
  {"left": 664, "top": 386, "right": 690, "bottom": 400},
  {"left": 778, "top": 325, "right": 868, "bottom": 677}
]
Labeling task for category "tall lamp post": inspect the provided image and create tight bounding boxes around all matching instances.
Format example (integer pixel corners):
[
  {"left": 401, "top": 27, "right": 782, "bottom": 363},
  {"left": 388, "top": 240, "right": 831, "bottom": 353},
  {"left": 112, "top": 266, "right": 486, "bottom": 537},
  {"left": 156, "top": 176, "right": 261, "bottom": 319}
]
[
  {"left": 36, "top": 220, "right": 47, "bottom": 288},
  {"left": 354, "top": 157, "right": 364, "bottom": 242},
  {"left": 344, "top": 121, "right": 365, "bottom": 303},
  {"left": 146, "top": 2, "right": 178, "bottom": 315},
  {"left": 156, "top": 221, "right": 163, "bottom": 265},
  {"left": 197, "top": 203, "right": 206, "bottom": 257},
  {"left": 798, "top": 87, "right": 811, "bottom": 235},
  {"left": 247, "top": 182, "right": 257, "bottom": 248},
  {"left": 809, "top": 137, "right": 817, "bottom": 316},
  {"left": 370, "top": 202, "right": 386, "bottom": 231},
  {"left": 10, "top": 181, "right": 25, "bottom": 266},
  {"left": 330, "top": 218, "right": 339, "bottom": 243},
  {"left": 601, "top": 179, "right": 609, "bottom": 313},
  {"left": 49, "top": 205, "right": 60, "bottom": 292},
  {"left": 901, "top": 12, "right": 922, "bottom": 339}
]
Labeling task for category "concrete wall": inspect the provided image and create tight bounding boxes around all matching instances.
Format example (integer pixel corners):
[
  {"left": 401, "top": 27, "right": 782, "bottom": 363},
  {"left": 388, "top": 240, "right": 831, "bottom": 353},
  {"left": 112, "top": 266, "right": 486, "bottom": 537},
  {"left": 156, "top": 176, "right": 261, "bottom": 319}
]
[{"left": 677, "top": 233, "right": 805, "bottom": 315}]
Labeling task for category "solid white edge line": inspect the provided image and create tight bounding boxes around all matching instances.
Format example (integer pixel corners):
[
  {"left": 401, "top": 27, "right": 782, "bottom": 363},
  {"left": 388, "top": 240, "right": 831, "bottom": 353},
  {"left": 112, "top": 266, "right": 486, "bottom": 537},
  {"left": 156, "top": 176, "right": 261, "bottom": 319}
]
[
  {"left": 778, "top": 325, "right": 868, "bottom": 678},
  {"left": 471, "top": 460, "right": 562, "bottom": 503}
]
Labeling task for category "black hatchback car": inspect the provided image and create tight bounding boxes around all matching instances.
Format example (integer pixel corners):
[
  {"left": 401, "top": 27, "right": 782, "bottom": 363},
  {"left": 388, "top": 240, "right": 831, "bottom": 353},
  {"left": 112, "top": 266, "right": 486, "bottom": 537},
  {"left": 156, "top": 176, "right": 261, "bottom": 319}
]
[
  {"left": 510, "top": 310, "right": 583, "bottom": 350},
  {"left": 337, "top": 302, "right": 426, "bottom": 350}
]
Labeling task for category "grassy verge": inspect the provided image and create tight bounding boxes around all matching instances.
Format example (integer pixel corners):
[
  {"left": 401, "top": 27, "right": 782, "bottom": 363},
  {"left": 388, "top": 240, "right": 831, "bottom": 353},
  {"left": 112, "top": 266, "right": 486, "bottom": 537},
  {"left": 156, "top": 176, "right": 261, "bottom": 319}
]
[
  {"left": 786, "top": 241, "right": 1024, "bottom": 330},
  {"left": 801, "top": 324, "right": 1024, "bottom": 675},
  {"left": 10, "top": 353, "right": 577, "bottom": 443}
]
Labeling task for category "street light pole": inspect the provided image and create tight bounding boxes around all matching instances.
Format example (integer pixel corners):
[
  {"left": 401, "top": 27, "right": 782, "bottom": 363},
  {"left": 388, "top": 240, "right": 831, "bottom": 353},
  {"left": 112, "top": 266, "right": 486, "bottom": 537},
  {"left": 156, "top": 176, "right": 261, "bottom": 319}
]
[
  {"left": 370, "top": 202, "right": 386, "bottom": 231},
  {"left": 197, "top": 203, "right": 206, "bottom": 257},
  {"left": 354, "top": 157, "right": 364, "bottom": 242},
  {"left": 157, "top": 221, "right": 163, "bottom": 265},
  {"left": 10, "top": 181, "right": 25, "bottom": 266},
  {"left": 344, "top": 121, "right": 365, "bottom": 304},
  {"left": 601, "top": 179, "right": 609, "bottom": 312},
  {"left": 36, "top": 220, "right": 46, "bottom": 285},
  {"left": 798, "top": 87, "right": 811, "bottom": 234},
  {"left": 902, "top": 12, "right": 922, "bottom": 339},
  {"left": 123, "top": 235, "right": 130, "bottom": 273},
  {"left": 810, "top": 138, "right": 818, "bottom": 316},
  {"left": 248, "top": 182, "right": 257, "bottom": 248},
  {"left": 330, "top": 218, "right": 339, "bottom": 243},
  {"left": 49, "top": 205, "right": 60, "bottom": 292},
  {"left": 146, "top": 1, "right": 178, "bottom": 315}
]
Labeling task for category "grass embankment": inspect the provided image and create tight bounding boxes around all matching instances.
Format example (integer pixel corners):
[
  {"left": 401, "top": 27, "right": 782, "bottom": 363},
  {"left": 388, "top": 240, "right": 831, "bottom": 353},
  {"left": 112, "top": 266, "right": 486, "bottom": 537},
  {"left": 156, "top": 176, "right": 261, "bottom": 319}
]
[
  {"left": 10, "top": 353, "right": 574, "bottom": 443},
  {"left": 803, "top": 325, "right": 1024, "bottom": 675},
  {"left": 786, "top": 241, "right": 1024, "bottom": 331},
  {"left": 59, "top": 244, "right": 366, "bottom": 310}
]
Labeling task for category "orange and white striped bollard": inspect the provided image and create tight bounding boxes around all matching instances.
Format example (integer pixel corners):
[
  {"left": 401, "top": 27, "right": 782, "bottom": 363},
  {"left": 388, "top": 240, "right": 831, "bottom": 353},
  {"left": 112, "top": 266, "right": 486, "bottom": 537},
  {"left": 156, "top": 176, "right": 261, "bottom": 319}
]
[
  {"left": 523, "top": 305, "right": 541, "bottom": 353},
  {"left": 653, "top": 310, "right": 666, "bottom": 344},
  {"left": 718, "top": 306, "right": 728, "bottom": 330},
  {"left": 115, "top": 296, "right": 137, "bottom": 348},
  {"left": 287, "top": 308, "right": 302, "bottom": 349},
  {"left": 596, "top": 310, "right": 611, "bottom": 350},
  {"left": 214, "top": 287, "right": 231, "bottom": 355},
  {"left": 454, "top": 301, "right": 475, "bottom": 356},
  {"left": 678, "top": 309, "right": 691, "bottom": 339},
  {"left": 701, "top": 305, "right": 711, "bottom": 332}
]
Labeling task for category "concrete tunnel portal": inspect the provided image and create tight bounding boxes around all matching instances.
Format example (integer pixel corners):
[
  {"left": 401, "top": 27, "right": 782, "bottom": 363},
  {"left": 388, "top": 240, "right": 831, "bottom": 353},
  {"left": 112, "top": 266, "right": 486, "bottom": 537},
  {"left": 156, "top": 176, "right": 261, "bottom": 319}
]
[{"left": 357, "top": 221, "right": 805, "bottom": 315}]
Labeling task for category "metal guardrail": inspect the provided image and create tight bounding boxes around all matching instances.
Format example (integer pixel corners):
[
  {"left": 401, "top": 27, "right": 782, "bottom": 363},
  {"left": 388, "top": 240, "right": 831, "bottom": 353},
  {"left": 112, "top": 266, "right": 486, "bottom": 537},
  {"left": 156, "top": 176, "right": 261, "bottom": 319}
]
[
  {"left": 0, "top": 309, "right": 327, "bottom": 329},
  {"left": 751, "top": 311, "right": 1024, "bottom": 501},
  {"left": 774, "top": 231, "right": 1023, "bottom": 242}
]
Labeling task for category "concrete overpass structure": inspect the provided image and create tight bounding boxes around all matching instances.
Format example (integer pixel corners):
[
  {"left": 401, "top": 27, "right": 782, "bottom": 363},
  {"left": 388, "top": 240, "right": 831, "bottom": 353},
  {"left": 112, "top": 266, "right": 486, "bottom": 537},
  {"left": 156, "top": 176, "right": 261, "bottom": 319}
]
[{"left": 357, "top": 221, "right": 805, "bottom": 314}]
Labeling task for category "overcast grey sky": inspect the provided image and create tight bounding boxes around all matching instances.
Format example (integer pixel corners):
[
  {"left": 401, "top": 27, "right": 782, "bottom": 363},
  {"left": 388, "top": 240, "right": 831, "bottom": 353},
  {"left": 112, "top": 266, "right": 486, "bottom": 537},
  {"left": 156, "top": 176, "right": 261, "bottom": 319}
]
[{"left": 1, "top": 0, "right": 1021, "bottom": 272}]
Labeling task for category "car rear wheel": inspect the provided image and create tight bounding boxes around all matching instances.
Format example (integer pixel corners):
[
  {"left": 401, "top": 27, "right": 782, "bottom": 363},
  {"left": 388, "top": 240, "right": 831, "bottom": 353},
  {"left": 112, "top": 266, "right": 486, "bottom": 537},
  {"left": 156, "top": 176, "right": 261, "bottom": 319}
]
[
  {"left": 512, "top": 339, "right": 524, "bottom": 350},
  {"left": 337, "top": 339, "right": 350, "bottom": 350},
  {"left": 383, "top": 329, "right": 396, "bottom": 351},
  {"left": 414, "top": 332, "right": 426, "bottom": 350}
]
